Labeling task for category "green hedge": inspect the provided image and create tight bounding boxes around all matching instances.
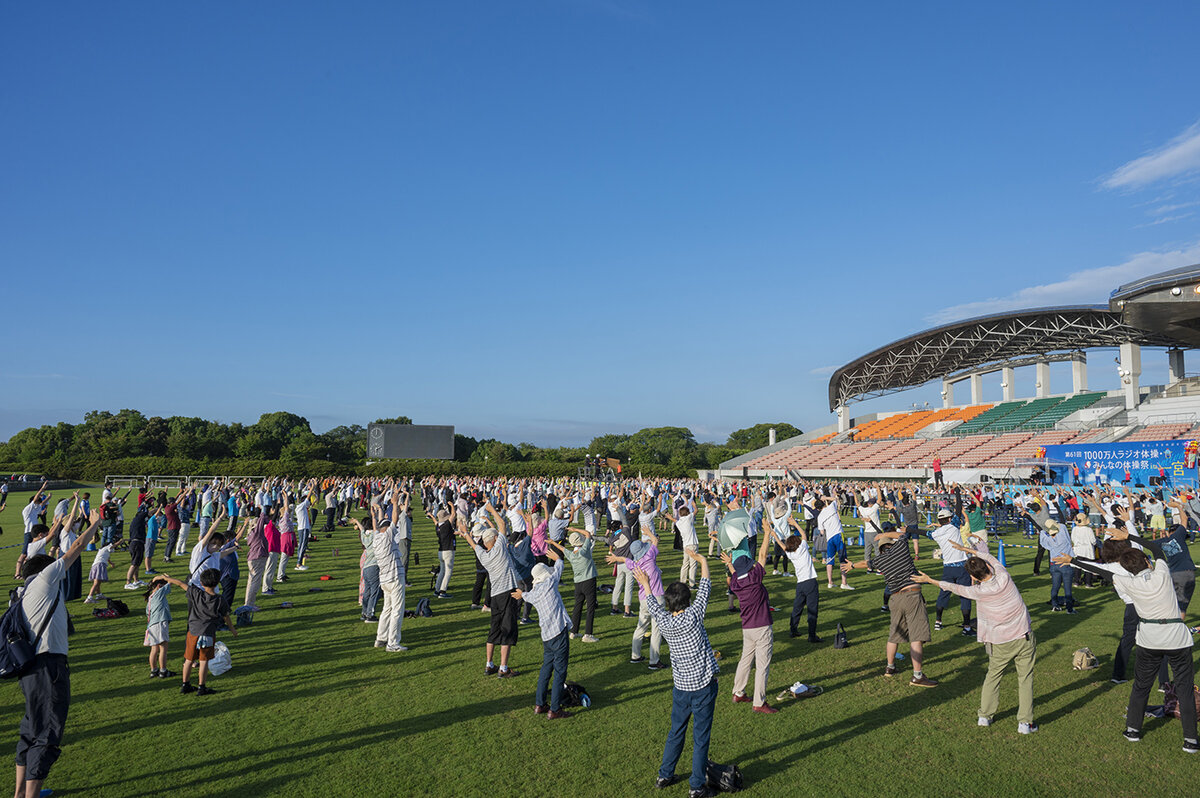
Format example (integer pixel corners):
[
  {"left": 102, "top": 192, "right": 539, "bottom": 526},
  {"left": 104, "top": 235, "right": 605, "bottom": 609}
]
[{"left": 0, "top": 458, "right": 694, "bottom": 481}]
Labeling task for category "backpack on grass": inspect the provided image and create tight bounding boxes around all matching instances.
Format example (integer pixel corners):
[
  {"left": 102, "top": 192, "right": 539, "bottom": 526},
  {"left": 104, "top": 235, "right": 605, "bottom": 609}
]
[
  {"left": 705, "top": 760, "right": 744, "bottom": 792},
  {"left": 415, "top": 597, "right": 432, "bottom": 618},
  {"left": 1071, "top": 648, "right": 1098, "bottom": 670},
  {"left": 560, "top": 682, "right": 591, "bottom": 708}
]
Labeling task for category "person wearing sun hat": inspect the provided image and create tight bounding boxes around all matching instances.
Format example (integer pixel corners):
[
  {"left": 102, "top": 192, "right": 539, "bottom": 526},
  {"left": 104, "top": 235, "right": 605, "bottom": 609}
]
[
  {"left": 1038, "top": 519, "right": 1076, "bottom": 613},
  {"left": 722, "top": 533, "right": 778, "bottom": 714},
  {"left": 547, "top": 527, "right": 600, "bottom": 642},
  {"left": 930, "top": 508, "right": 975, "bottom": 634},
  {"left": 608, "top": 530, "right": 666, "bottom": 670},
  {"left": 511, "top": 549, "right": 573, "bottom": 719}
]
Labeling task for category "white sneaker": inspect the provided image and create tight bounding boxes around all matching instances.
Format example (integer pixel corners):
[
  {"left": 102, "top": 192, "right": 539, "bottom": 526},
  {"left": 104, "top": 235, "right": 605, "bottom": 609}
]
[
  {"left": 569, "top": 632, "right": 579, "bottom": 640},
  {"left": 978, "top": 717, "right": 991, "bottom": 727},
  {"left": 840, "top": 584, "right": 856, "bottom": 591},
  {"left": 772, "top": 570, "right": 780, "bottom": 576},
  {"left": 295, "top": 565, "right": 309, "bottom": 571},
  {"left": 582, "top": 634, "right": 600, "bottom": 643},
  {"left": 123, "top": 583, "right": 138, "bottom": 590},
  {"left": 83, "top": 596, "right": 99, "bottom": 604},
  {"left": 1018, "top": 722, "right": 1039, "bottom": 734},
  {"left": 94, "top": 593, "right": 107, "bottom": 600},
  {"left": 386, "top": 645, "right": 409, "bottom": 653}
]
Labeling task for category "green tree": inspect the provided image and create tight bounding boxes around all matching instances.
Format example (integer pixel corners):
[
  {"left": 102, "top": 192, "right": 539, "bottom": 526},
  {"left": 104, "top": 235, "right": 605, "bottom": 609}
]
[
  {"left": 373, "top": 416, "right": 413, "bottom": 425},
  {"left": 726, "top": 423, "right": 802, "bottom": 451}
]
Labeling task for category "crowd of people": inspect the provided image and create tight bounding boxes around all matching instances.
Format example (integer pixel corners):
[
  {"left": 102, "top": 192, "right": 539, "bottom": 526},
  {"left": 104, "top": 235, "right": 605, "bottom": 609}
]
[{"left": 7, "top": 473, "right": 1199, "bottom": 797}]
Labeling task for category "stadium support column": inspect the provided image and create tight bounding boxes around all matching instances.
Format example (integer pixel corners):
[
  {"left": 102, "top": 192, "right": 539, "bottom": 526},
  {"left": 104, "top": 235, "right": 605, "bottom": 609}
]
[
  {"left": 941, "top": 379, "right": 954, "bottom": 409},
  {"left": 1119, "top": 342, "right": 1142, "bottom": 410},
  {"left": 1001, "top": 367, "right": 1015, "bottom": 401},
  {"left": 1035, "top": 362, "right": 1051, "bottom": 398},
  {"left": 1168, "top": 348, "right": 1185, "bottom": 385},
  {"left": 1071, "top": 354, "right": 1088, "bottom": 394},
  {"left": 837, "top": 404, "right": 849, "bottom": 433},
  {"left": 969, "top": 374, "right": 982, "bottom": 405}
]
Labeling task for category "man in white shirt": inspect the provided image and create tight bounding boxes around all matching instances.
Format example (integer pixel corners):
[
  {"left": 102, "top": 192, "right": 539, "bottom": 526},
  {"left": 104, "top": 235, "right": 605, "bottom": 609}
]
[
  {"left": 664, "top": 504, "right": 700, "bottom": 587},
  {"left": 818, "top": 496, "right": 852, "bottom": 590},
  {"left": 15, "top": 509, "right": 103, "bottom": 797},
  {"left": 930, "top": 509, "right": 974, "bottom": 634}
]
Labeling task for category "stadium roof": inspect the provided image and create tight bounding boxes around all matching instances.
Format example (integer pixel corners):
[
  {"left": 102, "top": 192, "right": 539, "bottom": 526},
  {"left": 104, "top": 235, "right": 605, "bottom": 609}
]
[{"left": 827, "top": 305, "right": 1187, "bottom": 411}]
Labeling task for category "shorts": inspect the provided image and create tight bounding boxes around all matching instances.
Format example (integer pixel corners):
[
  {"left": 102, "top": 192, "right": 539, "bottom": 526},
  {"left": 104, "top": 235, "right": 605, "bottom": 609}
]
[
  {"left": 128, "top": 540, "right": 145, "bottom": 569},
  {"left": 888, "top": 589, "right": 931, "bottom": 644},
  {"left": 825, "top": 537, "right": 846, "bottom": 563},
  {"left": 905, "top": 524, "right": 920, "bottom": 540},
  {"left": 184, "top": 633, "right": 215, "bottom": 662},
  {"left": 487, "top": 592, "right": 520, "bottom": 647},
  {"left": 144, "top": 621, "right": 169, "bottom": 646}
]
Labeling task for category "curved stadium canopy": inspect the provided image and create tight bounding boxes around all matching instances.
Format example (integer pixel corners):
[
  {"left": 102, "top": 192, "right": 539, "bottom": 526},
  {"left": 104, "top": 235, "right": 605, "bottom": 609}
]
[{"left": 826, "top": 305, "right": 1186, "bottom": 411}]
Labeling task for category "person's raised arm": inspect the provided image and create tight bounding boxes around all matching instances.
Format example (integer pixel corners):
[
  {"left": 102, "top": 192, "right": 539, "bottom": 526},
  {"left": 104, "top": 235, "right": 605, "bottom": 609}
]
[
  {"left": 61, "top": 509, "right": 104, "bottom": 566},
  {"left": 756, "top": 525, "right": 771, "bottom": 567}
]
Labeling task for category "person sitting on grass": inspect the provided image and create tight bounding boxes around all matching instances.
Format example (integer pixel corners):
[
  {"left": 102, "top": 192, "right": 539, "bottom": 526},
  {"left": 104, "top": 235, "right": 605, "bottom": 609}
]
[
  {"left": 155, "top": 569, "right": 237, "bottom": 696},
  {"left": 722, "top": 531, "right": 778, "bottom": 714},
  {"left": 636, "top": 548, "right": 721, "bottom": 798},
  {"left": 912, "top": 534, "right": 1036, "bottom": 733},
  {"left": 143, "top": 575, "right": 176, "bottom": 680},
  {"left": 843, "top": 530, "right": 939, "bottom": 687},
  {"left": 511, "top": 548, "right": 573, "bottom": 719},
  {"left": 1058, "top": 547, "right": 1197, "bottom": 753}
]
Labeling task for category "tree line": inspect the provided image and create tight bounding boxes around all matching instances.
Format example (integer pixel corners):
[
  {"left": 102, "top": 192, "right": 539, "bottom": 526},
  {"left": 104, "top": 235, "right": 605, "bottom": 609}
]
[{"left": 0, "top": 410, "right": 800, "bottom": 475}]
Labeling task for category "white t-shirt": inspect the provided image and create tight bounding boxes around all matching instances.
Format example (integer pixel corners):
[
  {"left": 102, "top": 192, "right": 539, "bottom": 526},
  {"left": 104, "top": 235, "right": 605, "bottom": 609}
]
[
  {"left": 817, "top": 504, "right": 843, "bottom": 541},
  {"left": 930, "top": 524, "right": 968, "bottom": 564},
  {"left": 20, "top": 558, "right": 69, "bottom": 655},
  {"left": 676, "top": 512, "right": 698, "bottom": 549},
  {"left": 784, "top": 544, "right": 818, "bottom": 583}
]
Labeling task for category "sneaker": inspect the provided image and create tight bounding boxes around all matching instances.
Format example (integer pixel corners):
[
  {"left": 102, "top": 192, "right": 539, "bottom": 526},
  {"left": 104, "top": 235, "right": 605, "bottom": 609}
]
[
  {"left": 83, "top": 596, "right": 99, "bottom": 604},
  {"left": 374, "top": 641, "right": 386, "bottom": 648},
  {"left": 1184, "top": 738, "right": 1199, "bottom": 754},
  {"left": 94, "top": 593, "right": 107, "bottom": 600},
  {"left": 133, "top": 580, "right": 146, "bottom": 588},
  {"left": 581, "top": 634, "right": 600, "bottom": 643},
  {"left": 934, "top": 621, "right": 944, "bottom": 631},
  {"left": 123, "top": 583, "right": 139, "bottom": 590},
  {"left": 884, "top": 665, "right": 898, "bottom": 677},
  {"left": 772, "top": 570, "right": 780, "bottom": 576},
  {"left": 295, "top": 565, "right": 309, "bottom": 571},
  {"left": 196, "top": 685, "right": 217, "bottom": 696},
  {"left": 879, "top": 606, "right": 889, "bottom": 613},
  {"left": 1066, "top": 608, "right": 1078, "bottom": 615},
  {"left": 610, "top": 607, "right": 622, "bottom": 615},
  {"left": 630, "top": 655, "right": 647, "bottom": 664},
  {"left": 1123, "top": 728, "right": 1143, "bottom": 743},
  {"left": 497, "top": 668, "right": 519, "bottom": 678},
  {"left": 546, "top": 709, "right": 572, "bottom": 719},
  {"left": 437, "top": 593, "right": 453, "bottom": 599},
  {"left": 978, "top": 717, "right": 991, "bottom": 727},
  {"left": 753, "top": 703, "right": 779, "bottom": 714},
  {"left": 569, "top": 632, "right": 579, "bottom": 640},
  {"left": 180, "top": 683, "right": 195, "bottom": 694},
  {"left": 485, "top": 664, "right": 499, "bottom": 675},
  {"left": 689, "top": 787, "right": 716, "bottom": 798},
  {"left": 150, "top": 669, "right": 160, "bottom": 679},
  {"left": 808, "top": 636, "right": 823, "bottom": 644},
  {"left": 1018, "top": 722, "right": 1039, "bottom": 734},
  {"left": 386, "top": 646, "right": 408, "bottom": 653},
  {"left": 910, "top": 675, "right": 939, "bottom": 688},
  {"left": 1051, "top": 606, "right": 1064, "bottom": 613},
  {"left": 840, "top": 584, "right": 855, "bottom": 590},
  {"left": 470, "top": 604, "right": 482, "bottom": 610},
  {"left": 481, "top": 606, "right": 490, "bottom": 613},
  {"left": 363, "top": 616, "right": 378, "bottom": 623},
  {"left": 1110, "top": 678, "right": 1129, "bottom": 685},
  {"left": 961, "top": 626, "right": 976, "bottom": 637},
  {"left": 623, "top": 611, "right": 635, "bottom": 618},
  {"left": 144, "top": 569, "right": 157, "bottom": 575},
  {"left": 158, "top": 669, "right": 176, "bottom": 679},
  {"left": 656, "top": 776, "right": 677, "bottom": 789},
  {"left": 518, "top": 618, "right": 532, "bottom": 625},
  {"left": 263, "top": 589, "right": 277, "bottom": 596}
]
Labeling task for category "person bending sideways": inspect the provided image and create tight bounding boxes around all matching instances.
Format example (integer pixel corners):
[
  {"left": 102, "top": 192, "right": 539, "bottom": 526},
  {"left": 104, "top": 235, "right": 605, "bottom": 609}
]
[
  {"left": 913, "top": 535, "right": 1036, "bottom": 733},
  {"left": 722, "top": 532, "right": 778, "bottom": 714},
  {"left": 511, "top": 551, "right": 573, "bottom": 719},
  {"left": 635, "top": 549, "right": 722, "bottom": 798},
  {"left": 457, "top": 503, "right": 521, "bottom": 677},
  {"left": 1060, "top": 548, "right": 1197, "bottom": 753},
  {"left": 844, "top": 531, "right": 938, "bottom": 687}
]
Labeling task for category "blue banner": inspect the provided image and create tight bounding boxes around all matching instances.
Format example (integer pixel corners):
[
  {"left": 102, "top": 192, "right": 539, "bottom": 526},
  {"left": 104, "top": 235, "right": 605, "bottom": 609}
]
[{"left": 1043, "top": 439, "right": 1195, "bottom": 487}]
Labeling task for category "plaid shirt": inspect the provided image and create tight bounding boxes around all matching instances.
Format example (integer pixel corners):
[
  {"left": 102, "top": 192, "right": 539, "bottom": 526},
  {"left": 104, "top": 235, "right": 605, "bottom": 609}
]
[{"left": 644, "top": 578, "right": 719, "bottom": 691}]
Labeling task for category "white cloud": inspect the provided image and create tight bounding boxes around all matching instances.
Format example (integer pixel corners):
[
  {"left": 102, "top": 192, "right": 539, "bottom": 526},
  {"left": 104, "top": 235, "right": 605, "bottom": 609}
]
[
  {"left": 1104, "top": 121, "right": 1200, "bottom": 190},
  {"left": 809, "top": 365, "right": 839, "bottom": 375},
  {"left": 926, "top": 242, "right": 1200, "bottom": 324}
]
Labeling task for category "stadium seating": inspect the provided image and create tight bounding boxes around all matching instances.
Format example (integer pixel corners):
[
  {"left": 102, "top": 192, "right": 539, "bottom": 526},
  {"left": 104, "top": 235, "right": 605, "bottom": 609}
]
[
  {"left": 1121, "top": 423, "right": 1194, "bottom": 442},
  {"left": 982, "top": 397, "right": 1063, "bottom": 432},
  {"left": 1022, "top": 392, "right": 1106, "bottom": 430},
  {"left": 953, "top": 401, "right": 1027, "bottom": 435}
]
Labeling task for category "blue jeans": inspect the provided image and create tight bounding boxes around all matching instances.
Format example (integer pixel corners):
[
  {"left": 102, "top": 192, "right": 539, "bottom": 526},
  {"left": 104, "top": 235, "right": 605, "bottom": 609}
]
[
  {"left": 1049, "top": 562, "right": 1073, "bottom": 607},
  {"left": 659, "top": 677, "right": 718, "bottom": 790},
  {"left": 935, "top": 562, "right": 972, "bottom": 618},
  {"left": 536, "top": 628, "right": 570, "bottom": 711},
  {"left": 361, "top": 565, "right": 381, "bottom": 618}
]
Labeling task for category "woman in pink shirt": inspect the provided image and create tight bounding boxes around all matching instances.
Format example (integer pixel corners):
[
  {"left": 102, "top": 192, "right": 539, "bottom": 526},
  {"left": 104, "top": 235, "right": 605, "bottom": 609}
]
[
  {"left": 914, "top": 535, "right": 1036, "bottom": 734},
  {"left": 262, "top": 511, "right": 282, "bottom": 596}
]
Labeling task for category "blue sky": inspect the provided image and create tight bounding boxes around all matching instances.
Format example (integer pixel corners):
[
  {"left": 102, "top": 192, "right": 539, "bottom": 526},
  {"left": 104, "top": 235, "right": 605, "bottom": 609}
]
[{"left": 5, "top": 2, "right": 1200, "bottom": 446}]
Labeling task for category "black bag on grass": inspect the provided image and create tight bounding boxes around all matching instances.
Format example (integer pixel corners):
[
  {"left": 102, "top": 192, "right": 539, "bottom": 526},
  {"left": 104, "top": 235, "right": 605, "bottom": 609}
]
[
  {"left": 106, "top": 598, "right": 130, "bottom": 617},
  {"left": 705, "top": 760, "right": 744, "bottom": 792},
  {"left": 560, "top": 681, "right": 591, "bottom": 708},
  {"left": 834, "top": 622, "right": 849, "bottom": 649},
  {"left": 414, "top": 597, "right": 433, "bottom": 617}
]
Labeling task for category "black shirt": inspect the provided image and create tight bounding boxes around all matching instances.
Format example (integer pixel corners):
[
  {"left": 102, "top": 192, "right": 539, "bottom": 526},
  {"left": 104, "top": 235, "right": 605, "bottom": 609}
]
[
  {"left": 436, "top": 521, "right": 455, "bottom": 551},
  {"left": 187, "top": 585, "right": 229, "bottom": 638}
]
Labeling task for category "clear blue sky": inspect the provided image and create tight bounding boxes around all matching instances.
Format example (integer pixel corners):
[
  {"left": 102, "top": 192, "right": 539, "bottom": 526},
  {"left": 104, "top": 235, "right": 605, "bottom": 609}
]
[{"left": 5, "top": 2, "right": 1200, "bottom": 446}]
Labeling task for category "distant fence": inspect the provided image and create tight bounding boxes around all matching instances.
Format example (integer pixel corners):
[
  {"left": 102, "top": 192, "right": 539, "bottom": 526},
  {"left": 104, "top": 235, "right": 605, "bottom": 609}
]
[{"left": 105, "top": 474, "right": 268, "bottom": 489}]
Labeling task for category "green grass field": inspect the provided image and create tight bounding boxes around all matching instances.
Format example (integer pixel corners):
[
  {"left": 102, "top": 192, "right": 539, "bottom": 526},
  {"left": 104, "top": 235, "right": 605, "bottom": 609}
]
[{"left": 0, "top": 485, "right": 1196, "bottom": 797}]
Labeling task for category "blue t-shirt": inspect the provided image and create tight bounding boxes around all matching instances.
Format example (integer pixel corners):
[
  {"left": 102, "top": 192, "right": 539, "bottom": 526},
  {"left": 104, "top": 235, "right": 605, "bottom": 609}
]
[{"left": 227, "top": 497, "right": 239, "bottom": 517}]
